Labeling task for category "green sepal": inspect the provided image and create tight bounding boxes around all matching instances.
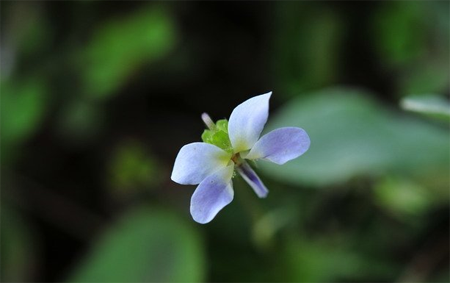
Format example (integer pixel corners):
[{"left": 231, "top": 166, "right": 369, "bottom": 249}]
[
  {"left": 215, "top": 119, "right": 229, "bottom": 133},
  {"left": 201, "top": 119, "right": 233, "bottom": 153}
]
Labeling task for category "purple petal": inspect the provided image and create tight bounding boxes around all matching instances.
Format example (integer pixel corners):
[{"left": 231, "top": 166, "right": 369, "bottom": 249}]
[
  {"left": 228, "top": 92, "right": 272, "bottom": 153},
  {"left": 190, "top": 165, "right": 234, "bottom": 224},
  {"left": 236, "top": 161, "right": 268, "bottom": 198},
  {"left": 245, "top": 127, "right": 310, "bottom": 165},
  {"left": 171, "top": 142, "right": 231, "bottom": 185}
]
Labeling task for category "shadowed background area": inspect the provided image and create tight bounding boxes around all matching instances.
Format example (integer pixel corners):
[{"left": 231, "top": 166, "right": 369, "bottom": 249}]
[{"left": 1, "top": 1, "right": 449, "bottom": 282}]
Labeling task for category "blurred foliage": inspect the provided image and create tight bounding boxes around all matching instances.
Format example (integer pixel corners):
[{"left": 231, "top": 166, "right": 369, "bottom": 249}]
[
  {"left": 78, "top": 7, "right": 176, "bottom": 100},
  {"left": 278, "top": 236, "right": 397, "bottom": 282},
  {"left": 68, "top": 207, "right": 205, "bottom": 282},
  {"left": 0, "top": 79, "right": 47, "bottom": 144},
  {"left": 374, "top": 177, "right": 433, "bottom": 220},
  {"left": 274, "top": 3, "right": 343, "bottom": 97},
  {"left": 17, "top": 11, "right": 51, "bottom": 60},
  {"left": 106, "top": 140, "right": 161, "bottom": 195},
  {"left": 56, "top": 98, "right": 104, "bottom": 144},
  {"left": 0, "top": 206, "right": 36, "bottom": 282},
  {"left": 1, "top": 2, "right": 53, "bottom": 78},
  {"left": 0, "top": 78, "right": 48, "bottom": 164},
  {"left": 373, "top": 1, "right": 449, "bottom": 96},
  {"left": 262, "top": 87, "right": 449, "bottom": 189},
  {"left": 373, "top": 2, "right": 427, "bottom": 67},
  {"left": 402, "top": 64, "right": 450, "bottom": 96}
]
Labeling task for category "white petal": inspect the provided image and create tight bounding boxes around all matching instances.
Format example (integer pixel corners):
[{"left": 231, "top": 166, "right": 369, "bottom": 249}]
[
  {"left": 245, "top": 127, "right": 310, "bottom": 165},
  {"left": 190, "top": 165, "right": 234, "bottom": 224},
  {"left": 171, "top": 142, "right": 231, "bottom": 185},
  {"left": 228, "top": 92, "right": 272, "bottom": 153}
]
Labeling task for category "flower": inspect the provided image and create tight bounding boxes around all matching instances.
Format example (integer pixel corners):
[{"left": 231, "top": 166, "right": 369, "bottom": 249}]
[{"left": 171, "top": 92, "right": 310, "bottom": 224}]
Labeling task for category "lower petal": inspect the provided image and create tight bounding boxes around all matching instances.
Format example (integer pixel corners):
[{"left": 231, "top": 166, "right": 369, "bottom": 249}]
[
  {"left": 190, "top": 165, "right": 234, "bottom": 224},
  {"left": 236, "top": 162, "right": 268, "bottom": 198},
  {"left": 244, "top": 127, "right": 310, "bottom": 165}
]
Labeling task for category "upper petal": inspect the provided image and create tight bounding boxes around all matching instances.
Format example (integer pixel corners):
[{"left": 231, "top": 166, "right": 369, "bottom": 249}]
[
  {"left": 236, "top": 161, "right": 268, "bottom": 198},
  {"left": 228, "top": 92, "right": 272, "bottom": 153},
  {"left": 171, "top": 142, "right": 231, "bottom": 185},
  {"left": 190, "top": 165, "right": 234, "bottom": 224},
  {"left": 245, "top": 127, "right": 310, "bottom": 165}
]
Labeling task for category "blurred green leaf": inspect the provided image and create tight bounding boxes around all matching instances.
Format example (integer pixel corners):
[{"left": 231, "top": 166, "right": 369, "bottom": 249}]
[
  {"left": 374, "top": 177, "right": 433, "bottom": 219},
  {"left": 278, "top": 236, "right": 396, "bottom": 282},
  {"left": 0, "top": 206, "right": 36, "bottom": 282},
  {"left": 373, "top": 2, "right": 427, "bottom": 67},
  {"left": 373, "top": 2, "right": 449, "bottom": 96},
  {"left": 274, "top": 3, "right": 343, "bottom": 97},
  {"left": 79, "top": 6, "right": 177, "bottom": 100},
  {"left": 68, "top": 207, "right": 205, "bottom": 282},
  {"left": 0, "top": 78, "right": 47, "bottom": 163},
  {"left": 260, "top": 87, "right": 449, "bottom": 187},
  {"left": 400, "top": 94, "right": 450, "bottom": 118},
  {"left": 107, "top": 141, "right": 161, "bottom": 195},
  {"left": 427, "top": 1, "right": 449, "bottom": 41},
  {"left": 400, "top": 63, "right": 450, "bottom": 96},
  {"left": 57, "top": 99, "right": 103, "bottom": 144}
]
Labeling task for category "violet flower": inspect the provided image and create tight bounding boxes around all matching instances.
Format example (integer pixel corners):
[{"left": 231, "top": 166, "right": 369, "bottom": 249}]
[{"left": 171, "top": 92, "right": 310, "bottom": 224}]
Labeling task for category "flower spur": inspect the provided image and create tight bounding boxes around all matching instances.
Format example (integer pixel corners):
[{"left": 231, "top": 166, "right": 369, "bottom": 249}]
[{"left": 171, "top": 92, "right": 310, "bottom": 224}]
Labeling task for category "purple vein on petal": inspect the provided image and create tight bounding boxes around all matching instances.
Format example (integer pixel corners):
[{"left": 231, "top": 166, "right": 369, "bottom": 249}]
[{"left": 236, "top": 161, "right": 268, "bottom": 198}]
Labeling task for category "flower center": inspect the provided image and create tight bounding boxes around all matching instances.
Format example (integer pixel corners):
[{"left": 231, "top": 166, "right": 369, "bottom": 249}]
[{"left": 231, "top": 153, "right": 242, "bottom": 165}]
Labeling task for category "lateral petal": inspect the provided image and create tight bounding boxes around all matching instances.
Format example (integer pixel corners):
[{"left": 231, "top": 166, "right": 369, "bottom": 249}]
[
  {"left": 190, "top": 165, "right": 234, "bottom": 224},
  {"left": 171, "top": 142, "right": 231, "bottom": 185},
  {"left": 228, "top": 92, "right": 272, "bottom": 153},
  {"left": 245, "top": 127, "right": 310, "bottom": 165}
]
